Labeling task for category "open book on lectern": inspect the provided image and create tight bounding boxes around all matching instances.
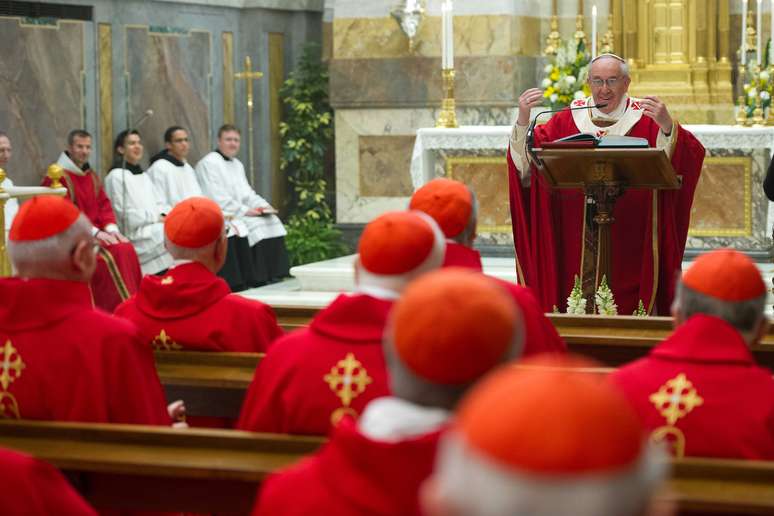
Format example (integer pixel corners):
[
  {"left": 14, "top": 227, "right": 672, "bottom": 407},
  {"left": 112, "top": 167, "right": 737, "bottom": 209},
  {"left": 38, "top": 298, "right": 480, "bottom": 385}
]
[{"left": 541, "top": 133, "right": 650, "bottom": 149}]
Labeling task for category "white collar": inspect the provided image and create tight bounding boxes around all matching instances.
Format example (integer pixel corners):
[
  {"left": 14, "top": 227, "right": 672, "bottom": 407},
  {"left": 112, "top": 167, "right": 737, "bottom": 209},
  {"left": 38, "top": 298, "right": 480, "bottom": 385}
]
[
  {"left": 358, "top": 396, "right": 451, "bottom": 442},
  {"left": 56, "top": 151, "right": 86, "bottom": 176},
  {"left": 590, "top": 95, "right": 629, "bottom": 121},
  {"left": 353, "top": 284, "right": 401, "bottom": 301},
  {"left": 570, "top": 95, "right": 645, "bottom": 137}
]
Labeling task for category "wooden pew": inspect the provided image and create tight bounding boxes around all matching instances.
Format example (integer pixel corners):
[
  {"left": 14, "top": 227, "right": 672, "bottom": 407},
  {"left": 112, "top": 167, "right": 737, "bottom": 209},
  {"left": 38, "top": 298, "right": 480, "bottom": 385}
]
[
  {"left": 0, "top": 419, "right": 771, "bottom": 515},
  {"left": 0, "top": 419, "right": 323, "bottom": 514}
]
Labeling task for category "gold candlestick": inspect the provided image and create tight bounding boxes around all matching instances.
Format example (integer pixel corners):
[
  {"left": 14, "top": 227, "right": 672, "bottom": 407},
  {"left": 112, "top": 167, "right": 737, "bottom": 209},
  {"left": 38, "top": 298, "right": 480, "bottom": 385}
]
[
  {"left": 600, "top": 14, "right": 614, "bottom": 54},
  {"left": 736, "top": 95, "right": 749, "bottom": 125},
  {"left": 544, "top": 15, "right": 561, "bottom": 56},
  {"left": 574, "top": 14, "right": 587, "bottom": 47},
  {"left": 46, "top": 164, "right": 64, "bottom": 189},
  {"left": 436, "top": 68, "right": 459, "bottom": 128}
]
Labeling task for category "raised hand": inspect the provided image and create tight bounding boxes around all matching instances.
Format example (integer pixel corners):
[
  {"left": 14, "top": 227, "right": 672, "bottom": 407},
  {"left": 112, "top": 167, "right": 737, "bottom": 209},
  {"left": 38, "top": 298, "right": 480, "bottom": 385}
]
[
  {"left": 640, "top": 96, "right": 673, "bottom": 134},
  {"left": 517, "top": 88, "right": 546, "bottom": 126}
]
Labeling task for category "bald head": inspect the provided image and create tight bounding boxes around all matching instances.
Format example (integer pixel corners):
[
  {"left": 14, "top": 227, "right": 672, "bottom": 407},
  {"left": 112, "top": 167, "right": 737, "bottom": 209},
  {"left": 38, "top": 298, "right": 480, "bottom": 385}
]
[{"left": 588, "top": 55, "right": 631, "bottom": 114}]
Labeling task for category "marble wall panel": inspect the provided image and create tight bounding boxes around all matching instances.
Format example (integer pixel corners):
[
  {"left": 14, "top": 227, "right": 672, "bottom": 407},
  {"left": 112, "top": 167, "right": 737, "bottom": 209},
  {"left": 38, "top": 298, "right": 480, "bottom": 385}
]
[
  {"left": 0, "top": 18, "right": 85, "bottom": 186},
  {"left": 446, "top": 157, "right": 511, "bottom": 233},
  {"left": 330, "top": 56, "right": 536, "bottom": 108},
  {"left": 358, "top": 135, "right": 415, "bottom": 197},
  {"left": 125, "top": 27, "right": 211, "bottom": 166},
  {"left": 688, "top": 157, "right": 751, "bottom": 236}
]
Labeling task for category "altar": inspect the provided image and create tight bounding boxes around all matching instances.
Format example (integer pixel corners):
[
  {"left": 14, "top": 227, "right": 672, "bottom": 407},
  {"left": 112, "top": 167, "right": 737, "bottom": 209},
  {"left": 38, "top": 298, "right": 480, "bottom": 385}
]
[{"left": 409, "top": 125, "right": 774, "bottom": 256}]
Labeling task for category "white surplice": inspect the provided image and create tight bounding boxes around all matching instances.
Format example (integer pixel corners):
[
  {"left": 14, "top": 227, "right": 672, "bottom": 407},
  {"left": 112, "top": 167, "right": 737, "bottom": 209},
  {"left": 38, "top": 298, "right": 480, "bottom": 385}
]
[
  {"left": 104, "top": 167, "right": 173, "bottom": 274},
  {"left": 2, "top": 177, "right": 18, "bottom": 239},
  {"left": 194, "top": 151, "right": 286, "bottom": 246},
  {"left": 146, "top": 156, "right": 203, "bottom": 208}
]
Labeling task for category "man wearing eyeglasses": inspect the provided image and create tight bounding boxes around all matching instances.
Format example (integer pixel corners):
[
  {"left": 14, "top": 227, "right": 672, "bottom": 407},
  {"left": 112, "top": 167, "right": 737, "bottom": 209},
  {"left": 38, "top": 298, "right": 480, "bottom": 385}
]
[
  {"left": 507, "top": 53, "right": 705, "bottom": 317},
  {"left": 147, "top": 126, "right": 203, "bottom": 207}
]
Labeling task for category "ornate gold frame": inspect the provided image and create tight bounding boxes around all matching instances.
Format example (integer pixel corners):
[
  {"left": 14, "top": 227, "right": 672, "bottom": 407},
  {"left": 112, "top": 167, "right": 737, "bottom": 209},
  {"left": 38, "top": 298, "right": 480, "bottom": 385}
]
[
  {"left": 445, "top": 156, "right": 511, "bottom": 234},
  {"left": 687, "top": 156, "right": 752, "bottom": 237}
]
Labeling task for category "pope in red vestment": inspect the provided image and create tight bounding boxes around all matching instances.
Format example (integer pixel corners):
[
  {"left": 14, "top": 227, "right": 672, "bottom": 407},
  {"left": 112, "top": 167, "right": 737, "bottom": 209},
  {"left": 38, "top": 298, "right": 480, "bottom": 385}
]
[
  {"left": 115, "top": 198, "right": 283, "bottom": 353},
  {"left": 47, "top": 137, "right": 142, "bottom": 312},
  {"left": 0, "top": 448, "right": 97, "bottom": 515},
  {"left": 254, "top": 268, "right": 526, "bottom": 516},
  {"left": 238, "top": 211, "right": 446, "bottom": 435},
  {"left": 410, "top": 178, "right": 566, "bottom": 356},
  {"left": 611, "top": 249, "right": 774, "bottom": 460},
  {"left": 508, "top": 55, "right": 705, "bottom": 315},
  {"left": 0, "top": 196, "right": 170, "bottom": 425}
]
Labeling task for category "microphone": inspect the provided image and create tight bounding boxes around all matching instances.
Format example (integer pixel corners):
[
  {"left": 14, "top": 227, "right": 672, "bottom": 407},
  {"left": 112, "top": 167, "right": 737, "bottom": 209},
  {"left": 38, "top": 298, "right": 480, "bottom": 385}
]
[
  {"left": 133, "top": 109, "right": 154, "bottom": 128},
  {"left": 525, "top": 102, "right": 609, "bottom": 166}
]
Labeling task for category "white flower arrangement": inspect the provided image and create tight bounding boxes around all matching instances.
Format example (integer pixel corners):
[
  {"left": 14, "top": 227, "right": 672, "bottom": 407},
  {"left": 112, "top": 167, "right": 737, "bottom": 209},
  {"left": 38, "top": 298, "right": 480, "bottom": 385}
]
[
  {"left": 595, "top": 275, "right": 618, "bottom": 316},
  {"left": 566, "top": 275, "right": 587, "bottom": 315},
  {"left": 542, "top": 39, "right": 592, "bottom": 110}
]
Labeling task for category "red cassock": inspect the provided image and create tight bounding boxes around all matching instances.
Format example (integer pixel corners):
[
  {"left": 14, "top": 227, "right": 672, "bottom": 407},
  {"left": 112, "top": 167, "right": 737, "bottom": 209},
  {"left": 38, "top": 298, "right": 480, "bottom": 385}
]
[
  {"left": 443, "top": 241, "right": 484, "bottom": 269},
  {"left": 507, "top": 105, "right": 705, "bottom": 315},
  {"left": 0, "top": 278, "right": 170, "bottom": 424},
  {"left": 237, "top": 294, "right": 391, "bottom": 435},
  {"left": 43, "top": 168, "right": 142, "bottom": 312},
  {"left": 0, "top": 448, "right": 96, "bottom": 515},
  {"left": 253, "top": 417, "right": 441, "bottom": 516},
  {"left": 610, "top": 315, "right": 774, "bottom": 460},
  {"left": 115, "top": 262, "right": 283, "bottom": 352}
]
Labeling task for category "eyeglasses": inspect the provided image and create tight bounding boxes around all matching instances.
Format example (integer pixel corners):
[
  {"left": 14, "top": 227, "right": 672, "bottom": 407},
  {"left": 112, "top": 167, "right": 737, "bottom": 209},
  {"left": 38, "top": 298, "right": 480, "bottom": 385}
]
[{"left": 589, "top": 76, "right": 622, "bottom": 88}]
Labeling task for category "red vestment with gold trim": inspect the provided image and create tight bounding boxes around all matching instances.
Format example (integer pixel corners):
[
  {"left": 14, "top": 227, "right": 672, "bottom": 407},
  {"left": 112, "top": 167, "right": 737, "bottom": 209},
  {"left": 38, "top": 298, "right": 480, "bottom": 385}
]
[
  {"left": 507, "top": 103, "right": 705, "bottom": 315},
  {"left": 0, "top": 278, "right": 169, "bottom": 424},
  {"left": 610, "top": 315, "right": 774, "bottom": 459},
  {"left": 253, "top": 417, "right": 440, "bottom": 516},
  {"left": 236, "top": 294, "right": 391, "bottom": 435}
]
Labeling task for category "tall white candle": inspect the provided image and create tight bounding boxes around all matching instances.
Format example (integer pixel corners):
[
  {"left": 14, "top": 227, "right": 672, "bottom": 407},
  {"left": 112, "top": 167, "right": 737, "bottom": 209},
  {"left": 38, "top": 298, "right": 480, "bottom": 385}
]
[
  {"left": 447, "top": 1, "right": 454, "bottom": 69},
  {"left": 591, "top": 5, "right": 598, "bottom": 58},
  {"left": 758, "top": 0, "right": 763, "bottom": 65},
  {"left": 441, "top": 2, "right": 448, "bottom": 68},
  {"left": 743, "top": 0, "right": 748, "bottom": 65}
]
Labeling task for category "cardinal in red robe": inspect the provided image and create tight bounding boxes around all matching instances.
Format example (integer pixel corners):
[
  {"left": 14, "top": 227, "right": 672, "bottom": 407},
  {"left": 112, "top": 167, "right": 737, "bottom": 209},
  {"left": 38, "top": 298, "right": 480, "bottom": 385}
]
[
  {"left": 115, "top": 197, "right": 283, "bottom": 353},
  {"left": 237, "top": 210, "right": 446, "bottom": 436},
  {"left": 424, "top": 355, "right": 666, "bottom": 516},
  {"left": 410, "top": 177, "right": 566, "bottom": 355},
  {"left": 611, "top": 249, "right": 774, "bottom": 460},
  {"left": 44, "top": 130, "right": 142, "bottom": 312},
  {"left": 0, "top": 195, "right": 170, "bottom": 425},
  {"left": 508, "top": 54, "right": 705, "bottom": 315},
  {"left": 0, "top": 448, "right": 97, "bottom": 515},
  {"left": 253, "top": 268, "right": 526, "bottom": 516}
]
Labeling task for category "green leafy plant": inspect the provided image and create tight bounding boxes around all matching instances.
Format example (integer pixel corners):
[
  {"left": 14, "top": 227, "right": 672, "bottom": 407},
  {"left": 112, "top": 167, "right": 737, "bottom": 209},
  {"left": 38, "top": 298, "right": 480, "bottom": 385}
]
[
  {"left": 633, "top": 299, "right": 648, "bottom": 317},
  {"left": 280, "top": 43, "right": 346, "bottom": 266}
]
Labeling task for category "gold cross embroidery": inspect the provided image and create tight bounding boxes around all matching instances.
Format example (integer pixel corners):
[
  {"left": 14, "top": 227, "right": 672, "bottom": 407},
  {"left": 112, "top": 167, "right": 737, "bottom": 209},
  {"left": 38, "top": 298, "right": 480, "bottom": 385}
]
[
  {"left": 161, "top": 276, "right": 174, "bottom": 285},
  {"left": 0, "top": 391, "right": 20, "bottom": 419},
  {"left": 152, "top": 330, "right": 182, "bottom": 351},
  {"left": 0, "top": 340, "right": 25, "bottom": 391},
  {"left": 649, "top": 373, "right": 704, "bottom": 425},
  {"left": 324, "top": 353, "right": 372, "bottom": 407}
]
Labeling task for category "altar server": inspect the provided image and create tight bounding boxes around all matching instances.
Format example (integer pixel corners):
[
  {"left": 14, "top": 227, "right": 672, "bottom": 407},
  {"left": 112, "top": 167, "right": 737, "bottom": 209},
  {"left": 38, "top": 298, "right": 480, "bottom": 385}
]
[
  {"left": 0, "top": 196, "right": 170, "bottom": 424},
  {"left": 423, "top": 356, "right": 666, "bottom": 516},
  {"left": 237, "top": 210, "right": 445, "bottom": 436},
  {"left": 45, "top": 129, "right": 142, "bottom": 311},
  {"left": 195, "top": 124, "right": 289, "bottom": 286},
  {"left": 253, "top": 268, "right": 524, "bottom": 516},
  {"left": 115, "top": 197, "right": 283, "bottom": 353},
  {"left": 104, "top": 129, "right": 173, "bottom": 275},
  {"left": 612, "top": 249, "right": 774, "bottom": 459},
  {"left": 0, "top": 132, "right": 18, "bottom": 238},
  {"left": 410, "top": 177, "right": 566, "bottom": 356},
  {"left": 147, "top": 126, "right": 203, "bottom": 206}
]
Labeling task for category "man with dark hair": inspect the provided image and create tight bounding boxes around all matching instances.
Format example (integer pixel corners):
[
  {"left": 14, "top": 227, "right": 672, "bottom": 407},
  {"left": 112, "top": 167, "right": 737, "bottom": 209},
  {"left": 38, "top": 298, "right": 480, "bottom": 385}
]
[
  {"left": 147, "top": 126, "right": 202, "bottom": 206},
  {"left": 611, "top": 248, "right": 774, "bottom": 459},
  {"left": 194, "top": 124, "right": 289, "bottom": 290},
  {"left": 46, "top": 128, "right": 142, "bottom": 312},
  {"left": 0, "top": 131, "right": 19, "bottom": 238}
]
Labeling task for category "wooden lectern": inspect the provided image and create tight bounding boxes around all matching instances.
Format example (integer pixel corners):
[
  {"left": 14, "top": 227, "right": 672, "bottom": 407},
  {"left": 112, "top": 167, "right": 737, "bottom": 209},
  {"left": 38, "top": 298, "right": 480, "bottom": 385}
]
[{"left": 533, "top": 148, "right": 681, "bottom": 310}]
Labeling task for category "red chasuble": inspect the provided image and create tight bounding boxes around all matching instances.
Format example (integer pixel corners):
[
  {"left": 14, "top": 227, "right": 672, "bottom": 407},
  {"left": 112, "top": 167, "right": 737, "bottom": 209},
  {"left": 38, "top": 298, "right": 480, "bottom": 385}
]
[
  {"left": 237, "top": 294, "right": 391, "bottom": 435},
  {"left": 507, "top": 101, "right": 705, "bottom": 315},
  {"left": 0, "top": 448, "right": 96, "bottom": 515},
  {"left": 443, "top": 241, "right": 484, "bottom": 270},
  {"left": 115, "top": 262, "right": 282, "bottom": 352},
  {"left": 0, "top": 278, "right": 170, "bottom": 424},
  {"left": 611, "top": 315, "right": 774, "bottom": 460},
  {"left": 253, "top": 417, "right": 441, "bottom": 516},
  {"left": 43, "top": 168, "right": 142, "bottom": 312}
]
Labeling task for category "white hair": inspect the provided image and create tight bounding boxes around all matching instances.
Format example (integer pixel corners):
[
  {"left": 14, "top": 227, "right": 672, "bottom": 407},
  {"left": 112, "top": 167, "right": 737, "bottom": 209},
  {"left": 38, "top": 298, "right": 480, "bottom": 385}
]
[
  {"left": 451, "top": 188, "right": 479, "bottom": 246},
  {"left": 355, "top": 211, "right": 446, "bottom": 298},
  {"left": 590, "top": 53, "right": 630, "bottom": 77},
  {"left": 434, "top": 431, "right": 667, "bottom": 516},
  {"left": 7, "top": 214, "right": 92, "bottom": 267},
  {"left": 165, "top": 238, "right": 217, "bottom": 261}
]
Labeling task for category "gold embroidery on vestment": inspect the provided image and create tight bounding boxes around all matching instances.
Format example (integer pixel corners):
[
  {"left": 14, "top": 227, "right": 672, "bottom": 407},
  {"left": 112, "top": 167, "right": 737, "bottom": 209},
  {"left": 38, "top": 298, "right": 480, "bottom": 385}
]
[
  {"left": 0, "top": 340, "right": 24, "bottom": 419},
  {"left": 649, "top": 373, "right": 703, "bottom": 425},
  {"left": 324, "top": 353, "right": 372, "bottom": 423},
  {"left": 152, "top": 329, "right": 182, "bottom": 351}
]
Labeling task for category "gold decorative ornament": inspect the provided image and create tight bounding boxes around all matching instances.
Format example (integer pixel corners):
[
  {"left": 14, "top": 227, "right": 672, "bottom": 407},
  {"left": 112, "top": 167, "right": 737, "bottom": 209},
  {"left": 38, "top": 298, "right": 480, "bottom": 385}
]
[
  {"left": 649, "top": 373, "right": 704, "bottom": 426},
  {"left": 152, "top": 330, "right": 182, "bottom": 351},
  {"left": 574, "top": 14, "right": 587, "bottom": 47},
  {"left": 544, "top": 15, "right": 561, "bottom": 56},
  {"left": 391, "top": 0, "right": 425, "bottom": 54},
  {"left": 0, "top": 168, "right": 5, "bottom": 193},
  {"left": 324, "top": 352, "right": 372, "bottom": 408},
  {"left": 435, "top": 68, "right": 459, "bottom": 128},
  {"left": 234, "top": 56, "right": 264, "bottom": 187},
  {"left": 46, "top": 164, "right": 64, "bottom": 189},
  {"left": 599, "top": 14, "right": 614, "bottom": 54},
  {"left": 736, "top": 95, "right": 748, "bottom": 126}
]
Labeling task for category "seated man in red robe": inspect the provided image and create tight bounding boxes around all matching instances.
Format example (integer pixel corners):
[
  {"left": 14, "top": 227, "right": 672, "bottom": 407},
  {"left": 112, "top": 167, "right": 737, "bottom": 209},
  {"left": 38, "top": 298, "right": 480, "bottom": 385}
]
[
  {"left": 237, "top": 210, "right": 446, "bottom": 436},
  {"left": 45, "top": 129, "right": 142, "bottom": 312},
  {"left": 0, "top": 195, "right": 170, "bottom": 424},
  {"left": 611, "top": 249, "right": 774, "bottom": 460},
  {"left": 411, "top": 177, "right": 566, "bottom": 356},
  {"left": 115, "top": 197, "right": 283, "bottom": 352},
  {"left": 254, "top": 268, "right": 525, "bottom": 516},
  {"left": 423, "top": 356, "right": 667, "bottom": 516},
  {"left": 508, "top": 54, "right": 706, "bottom": 315},
  {"left": 0, "top": 448, "right": 97, "bottom": 515}
]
